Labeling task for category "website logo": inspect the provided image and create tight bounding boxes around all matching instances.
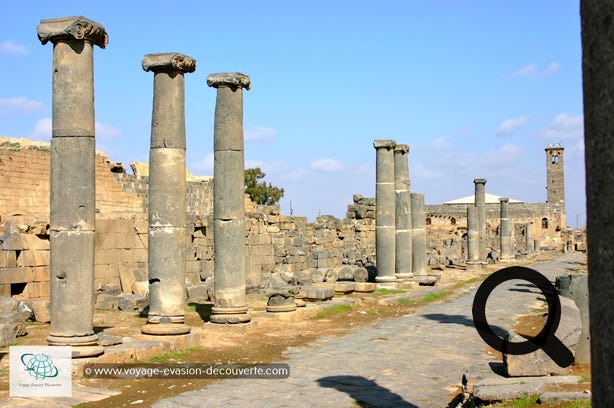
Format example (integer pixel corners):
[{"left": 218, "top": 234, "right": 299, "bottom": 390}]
[{"left": 10, "top": 346, "right": 72, "bottom": 397}]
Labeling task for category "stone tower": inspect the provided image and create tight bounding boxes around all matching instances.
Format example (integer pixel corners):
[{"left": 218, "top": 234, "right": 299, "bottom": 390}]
[{"left": 545, "top": 144, "right": 565, "bottom": 207}]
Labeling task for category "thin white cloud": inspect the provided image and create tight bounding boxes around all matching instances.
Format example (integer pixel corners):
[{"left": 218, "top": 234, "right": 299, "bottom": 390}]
[
  {"left": 0, "top": 97, "right": 44, "bottom": 115},
  {"left": 412, "top": 162, "right": 445, "bottom": 182},
  {"left": 483, "top": 143, "right": 524, "bottom": 165},
  {"left": 190, "top": 153, "right": 214, "bottom": 173},
  {"left": 496, "top": 116, "right": 529, "bottom": 136},
  {"left": 309, "top": 158, "right": 344, "bottom": 172},
  {"left": 29, "top": 118, "right": 52, "bottom": 141},
  {"left": 509, "top": 62, "right": 559, "bottom": 78},
  {"left": 95, "top": 122, "right": 123, "bottom": 140},
  {"left": 425, "top": 137, "right": 453, "bottom": 150},
  {"left": 245, "top": 126, "right": 277, "bottom": 143},
  {"left": 0, "top": 40, "right": 29, "bottom": 55},
  {"left": 540, "top": 113, "right": 583, "bottom": 141}
]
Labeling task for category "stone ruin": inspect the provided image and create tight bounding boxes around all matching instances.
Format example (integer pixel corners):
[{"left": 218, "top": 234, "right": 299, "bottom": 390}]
[{"left": 0, "top": 15, "right": 583, "bottom": 357}]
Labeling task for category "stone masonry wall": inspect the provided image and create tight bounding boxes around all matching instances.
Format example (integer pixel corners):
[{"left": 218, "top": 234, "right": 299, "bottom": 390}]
[{"left": 0, "top": 137, "right": 572, "bottom": 301}]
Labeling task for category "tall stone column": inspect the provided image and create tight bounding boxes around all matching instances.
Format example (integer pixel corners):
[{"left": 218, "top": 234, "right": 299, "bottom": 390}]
[
  {"left": 466, "top": 207, "right": 481, "bottom": 271},
  {"left": 37, "top": 16, "right": 106, "bottom": 357},
  {"left": 394, "top": 144, "right": 413, "bottom": 279},
  {"left": 499, "top": 198, "right": 514, "bottom": 262},
  {"left": 410, "top": 192, "right": 426, "bottom": 275},
  {"left": 581, "top": 0, "right": 614, "bottom": 405},
  {"left": 373, "top": 140, "right": 397, "bottom": 283},
  {"left": 141, "top": 53, "right": 195, "bottom": 335},
  {"left": 525, "top": 223, "right": 533, "bottom": 253},
  {"left": 473, "top": 178, "right": 487, "bottom": 260},
  {"left": 207, "top": 73, "right": 251, "bottom": 324}
]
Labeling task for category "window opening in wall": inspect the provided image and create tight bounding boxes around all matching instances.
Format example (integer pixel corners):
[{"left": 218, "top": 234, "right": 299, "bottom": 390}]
[
  {"left": 450, "top": 217, "right": 456, "bottom": 225},
  {"left": 542, "top": 217, "right": 549, "bottom": 229},
  {"left": 425, "top": 217, "right": 431, "bottom": 225},
  {"left": 11, "top": 282, "right": 26, "bottom": 296}
]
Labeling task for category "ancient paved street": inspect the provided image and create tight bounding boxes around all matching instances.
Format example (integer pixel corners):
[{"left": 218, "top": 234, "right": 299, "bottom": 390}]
[{"left": 153, "top": 253, "right": 585, "bottom": 408}]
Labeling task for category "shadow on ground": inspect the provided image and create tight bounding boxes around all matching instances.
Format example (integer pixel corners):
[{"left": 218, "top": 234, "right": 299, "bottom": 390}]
[{"left": 317, "top": 375, "right": 418, "bottom": 408}]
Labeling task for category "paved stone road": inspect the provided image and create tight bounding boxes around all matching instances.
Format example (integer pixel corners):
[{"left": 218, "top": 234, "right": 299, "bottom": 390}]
[{"left": 153, "top": 253, "right": 585, "bottom": 408}]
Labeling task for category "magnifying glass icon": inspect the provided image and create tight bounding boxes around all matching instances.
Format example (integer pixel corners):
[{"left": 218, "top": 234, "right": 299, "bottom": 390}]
[{"left": 472, "top": 266, "right": 574, "bottom": 368}]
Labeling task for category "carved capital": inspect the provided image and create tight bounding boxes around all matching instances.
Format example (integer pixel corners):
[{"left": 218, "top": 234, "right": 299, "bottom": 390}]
[
  {"left": 142, "top": 53, "right": 196, "bottom": 73},
  {"left": 394, "top": 144, "right": 410, "bottom": 154},
  {"left": 373, "top": 140, "right": 396, "bottom": 149},
  {"left": 207, "top": 72, "right": 251, "bottom": 90},
  {"left": 499, "top": 197, "right": 509, "bottom": 203},
  {"left": 474, "top": 178, "right": 487, "bottom": 185},
  {"left": 37, "top": 16, "right": 108, "bottom": 48}
]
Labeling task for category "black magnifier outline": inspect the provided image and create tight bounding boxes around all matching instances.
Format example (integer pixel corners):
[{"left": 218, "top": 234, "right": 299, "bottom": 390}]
[{"left": 472, "top": 266, "right": 574, "bottom": 368}]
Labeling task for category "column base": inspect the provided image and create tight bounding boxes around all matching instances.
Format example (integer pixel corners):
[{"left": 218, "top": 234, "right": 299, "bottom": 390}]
[
  {"left": 395, "top": 273, "right": 415, "bottom": 279},
  {"left": 47, "top": 334, "right": 104, "bottom": 358},
  {"left": 375, "top": 275, "right": 397, "bottom": 283},
  {"left": 499, "top": 256, "right": 515, "bottom": 263},
  {"left": 141, "top": 323, "right": 191, "bottom": 335},
  {"left": 465, "top": 261, "right": 483, "bottom": 271},
  {"left": 210, "top": 306, "right": 251, "bottom": 324}
]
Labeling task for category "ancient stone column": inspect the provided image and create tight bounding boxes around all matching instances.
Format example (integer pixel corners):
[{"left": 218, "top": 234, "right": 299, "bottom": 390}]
[
  {"left": 499, "top": 197, "right": 514, "bottom": 262},
  {"left": 410, "top": 192, "right": 426, "bottom": 275},
  {"left": 394, "top": 144, "right": 413, "bottom": 279},
  {"left": 581, "top": 0, "right": 614, "bottom": 404},
  {"left": 207, "top": 73, "right": 251, "bottom": 324},
  {"left": 37, "top": 16, "right": 106, "bottom": 357},
  {"left": 466, "top": 207, "right": 481, "bottom": 271},
  {"left": 473, "top": 179, "right": 487, "bottom": 260},
  {"left": 373, "top": 140, "right": 397, "bottom": 283},
  {"left": 141, "top": 53, "right": 195, "bottom": 335},
  {"left": 525, "top": 223, "right": 533, "bottom": 253}
]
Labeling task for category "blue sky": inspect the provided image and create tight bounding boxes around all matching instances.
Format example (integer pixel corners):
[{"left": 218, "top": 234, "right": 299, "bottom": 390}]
[{"left": 0, "top": 1, "right": 585, "bottom": 226}]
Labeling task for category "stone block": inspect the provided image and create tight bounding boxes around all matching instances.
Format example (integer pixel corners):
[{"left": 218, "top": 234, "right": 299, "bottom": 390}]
[
  {"left": 94, "top": 293, "right": 116, "bottom": 310},
  {"left": 0, "top": 267, "right": 34, "bottom": 284},
  {"left": 118, "top": 264, "right": 147, "bottom": 294},
  {"left": 30, "top": 299, "right": 51, "bottom": 323},
  {"left": 132, "top": 281, "right": 149, "bottom": 296},
  {"left": 115, "top": 294, "right": 148, "bottom": 314},
  {"left": 556, "top": 274, "right": 590, "bottom": 364},
  {"left": 0, "top": 251, "right": 17, "bottom": 268},
  {"left": 299, "top": 286, "right": 335, "bottom": 301},
  {"left": 504, "top": 296, "right": 582, "bottom": 376},
  {"left": 0, "top": 296, "right": 18, "bottom": 313},
  {"left": 318, "top": 282, "right": 355, "bottom": 294},
  {"left": 19, "top": 234, "right": 50, "bottom": 250},
  {"left": 187, "top": 284, "right": 210, "bottom": 301},
  {"left": 354, "top": 282, "right": 377, "bottom": 292},
  {"left": 32, "top": 266, "right": 49, "bottom": 282},
  {"left": 0, "top": 323, "right": 17, "bottom": 347},
  {"left": 17, "top": 250, "right": 49, "bottom": 267}
]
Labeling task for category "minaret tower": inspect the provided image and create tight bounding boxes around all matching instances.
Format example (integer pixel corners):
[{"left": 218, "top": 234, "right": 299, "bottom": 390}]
[{"left": 545, "top": 143, "right": 565, "bottom": 206}]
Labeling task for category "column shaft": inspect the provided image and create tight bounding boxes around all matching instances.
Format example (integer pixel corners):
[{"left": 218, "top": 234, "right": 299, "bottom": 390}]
[
  {"left": 374, "top": 140, "right": 396, "bottom": 283},
  {"left": 208, "top": 73, "right": 251, "bottom": 324},
  {"left": 141, "top": 53, "right": 195, "bottom": 335},
  {"left": 466, "top": 206, "right": 481, "bottom": 270},
  {"left": 38, "top": 16, "right": 107, "bottom": 357},
  {"left": 525, "top": 223, "right": 533, "bottom": 253},
  {"left": 474, "top": 179, "right": 487, "bottom": 260},
  {"left": 410, "top": 192, "right": 426, "bottom": 275},
  {"left": 394, "top": 144, "right": 413, "bottom": 279},
  {"left": 581, "top": 0, "right": 614, "bottom": 404},
  {"left": 499, "top": 198, "right": 513, "bottom": 261}
]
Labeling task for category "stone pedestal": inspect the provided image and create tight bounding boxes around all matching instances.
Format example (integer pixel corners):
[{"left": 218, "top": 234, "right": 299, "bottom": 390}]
[
  {"left": 37, "top": 16, "right": 107, "bottom": 357},
  {"left": 410, "top": 192, "right": 426, "bottom": 275},
  {"left": 374, "top": 140, "right": 397, "bottom": 283},
  {"left": 207, "top": 73, "right": 251, "bottom": 324},
  {"left": 581, "top": 1, "right": 614, "bottom": 403},
  {"left": 141, "top": 53, "right": 195, "bottom": 336},
  {"left": 466, "top": 207, "right": 481, "bottom": 271},
  {"left": 394, "top": 144, "right": 413, "bottom": 279},
  {"left": 499, "top": 197, "right": 514, "bottom": 262},
  {"left": 474, "top": 178, "right": 487, "bottom": 260}
]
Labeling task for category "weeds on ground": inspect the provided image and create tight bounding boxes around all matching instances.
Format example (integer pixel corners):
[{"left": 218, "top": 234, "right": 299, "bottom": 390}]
[{"left": 313, "top": 304, "right": 353, "bottom": 319}]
